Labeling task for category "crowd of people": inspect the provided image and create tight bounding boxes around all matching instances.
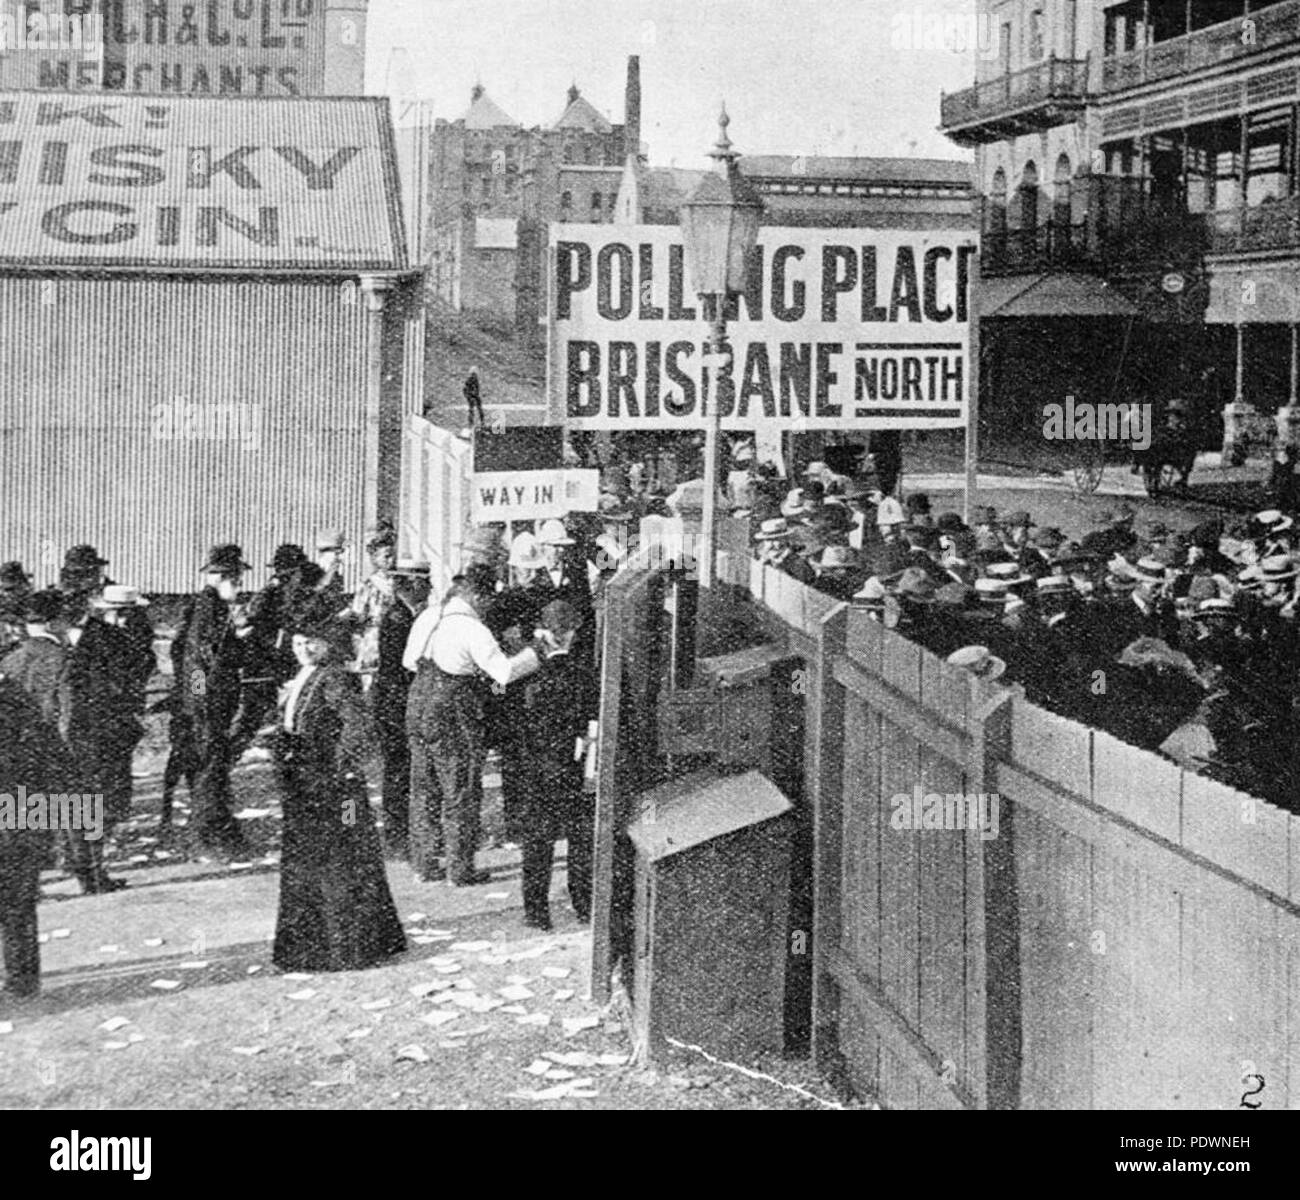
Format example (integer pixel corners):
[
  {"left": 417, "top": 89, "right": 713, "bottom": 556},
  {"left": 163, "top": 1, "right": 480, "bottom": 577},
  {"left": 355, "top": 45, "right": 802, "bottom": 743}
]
[
  {"left": 0, "top": 518, "right": 617, "bottom": 999},
  {"left": 738, "top": 458, "right": 1300, "bottom": 812}
]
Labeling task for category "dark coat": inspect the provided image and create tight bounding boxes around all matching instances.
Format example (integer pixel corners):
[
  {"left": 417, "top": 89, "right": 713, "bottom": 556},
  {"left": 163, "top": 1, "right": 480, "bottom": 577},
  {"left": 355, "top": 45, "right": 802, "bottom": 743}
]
[
  {"left": 518, "top": 649, "right": 596, "bottom": 838},
  {"left": 173, "top": 587, "right": 247, "bottom": 742},
  {"left": 272, "top": 666, "right": 406, "bottom": 972}
]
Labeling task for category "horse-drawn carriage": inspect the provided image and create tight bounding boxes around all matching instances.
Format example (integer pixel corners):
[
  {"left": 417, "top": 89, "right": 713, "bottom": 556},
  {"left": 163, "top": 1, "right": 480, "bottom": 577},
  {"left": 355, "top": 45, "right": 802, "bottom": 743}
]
[{"left": 1066, "top": 399, "right": 1198, "bottom": 499}]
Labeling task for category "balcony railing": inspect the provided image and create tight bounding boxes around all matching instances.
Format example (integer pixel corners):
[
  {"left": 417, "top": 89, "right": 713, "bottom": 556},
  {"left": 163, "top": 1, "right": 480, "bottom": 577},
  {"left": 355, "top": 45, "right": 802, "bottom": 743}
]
[
  {"left": 940, "top": 55, "right": 1089, "bottom": 145},
  {"left": 1100, "top": 0, "right": 1300, "bottom": 92},
  {"left": 980, "top": 179, "right": 1300, "bottom": 278}
]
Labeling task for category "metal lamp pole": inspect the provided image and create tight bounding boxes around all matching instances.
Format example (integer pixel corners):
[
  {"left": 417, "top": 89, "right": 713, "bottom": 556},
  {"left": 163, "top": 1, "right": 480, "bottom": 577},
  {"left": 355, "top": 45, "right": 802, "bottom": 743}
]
[{"left": 679, "top": 106, "right": 764, "bottom": 595}]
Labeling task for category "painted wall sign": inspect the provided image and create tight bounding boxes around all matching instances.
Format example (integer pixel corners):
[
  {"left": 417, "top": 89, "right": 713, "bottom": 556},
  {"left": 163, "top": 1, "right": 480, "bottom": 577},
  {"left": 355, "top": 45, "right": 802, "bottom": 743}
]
[{"left": 547, "top": 223, "right": 975, "bottom": 431}]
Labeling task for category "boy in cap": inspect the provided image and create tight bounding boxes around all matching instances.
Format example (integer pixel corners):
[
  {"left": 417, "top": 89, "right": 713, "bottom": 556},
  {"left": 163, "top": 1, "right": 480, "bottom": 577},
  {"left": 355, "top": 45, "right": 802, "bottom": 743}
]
[
  {"left": 517, "top": 600, "right": 599, "bottom": 929},
  {"left": 314, "top": 530, "right": 348, "bottom": 610}
]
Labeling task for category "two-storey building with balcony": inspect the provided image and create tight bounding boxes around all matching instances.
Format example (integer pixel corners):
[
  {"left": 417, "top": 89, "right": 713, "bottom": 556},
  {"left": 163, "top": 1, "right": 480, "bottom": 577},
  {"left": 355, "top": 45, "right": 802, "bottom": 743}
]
[{"left": 943, "top": 0, "right": 1300, "bottom": 459}]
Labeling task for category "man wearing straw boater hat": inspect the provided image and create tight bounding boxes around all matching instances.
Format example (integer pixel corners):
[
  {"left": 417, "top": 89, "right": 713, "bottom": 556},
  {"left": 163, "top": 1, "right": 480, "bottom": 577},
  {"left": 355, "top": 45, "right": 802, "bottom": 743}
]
[
  {"left": 753, "top": 517, "right": 815, "bottom": 585},
  {"left": 172, "top": 543, "right": 256, "bottom": 860}
]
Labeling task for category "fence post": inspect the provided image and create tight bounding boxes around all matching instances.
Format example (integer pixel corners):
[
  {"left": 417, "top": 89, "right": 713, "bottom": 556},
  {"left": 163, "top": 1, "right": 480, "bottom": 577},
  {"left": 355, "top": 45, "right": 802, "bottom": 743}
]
[
  {"left": 810, "top": 605, "right": 850, "bottom": 1083},
  {"left": 588, "top": 574, "right": 626, "bottom": 1005},
  {"left": 963, "top": 682, "right": 1017, "bottom": 1110}
]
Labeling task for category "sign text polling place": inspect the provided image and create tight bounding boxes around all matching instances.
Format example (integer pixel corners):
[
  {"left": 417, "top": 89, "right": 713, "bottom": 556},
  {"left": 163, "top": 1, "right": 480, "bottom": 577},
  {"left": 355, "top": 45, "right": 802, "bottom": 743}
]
[{"left": 547, "top": 224, "right": 976, "bottom": 432}]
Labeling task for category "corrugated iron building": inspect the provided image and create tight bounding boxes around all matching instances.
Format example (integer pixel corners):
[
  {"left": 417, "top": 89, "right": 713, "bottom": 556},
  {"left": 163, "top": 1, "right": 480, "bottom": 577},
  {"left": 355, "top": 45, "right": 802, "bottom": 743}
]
[{"left": 0, "top": 90, "right": 417, "bottom": 593}]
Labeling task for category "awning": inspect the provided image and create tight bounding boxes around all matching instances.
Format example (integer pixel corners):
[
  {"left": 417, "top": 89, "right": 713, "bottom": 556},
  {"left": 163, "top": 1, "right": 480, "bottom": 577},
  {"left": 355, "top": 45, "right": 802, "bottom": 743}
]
[
  {"left": 978, "top": 273, "right": 1139, "bottom": 319},
  {"left": 1205, "top": 261, "right": 1300, "bottom": 325},
  {"left": 0, "top": 92, "right": 408, "bottom": 273}
]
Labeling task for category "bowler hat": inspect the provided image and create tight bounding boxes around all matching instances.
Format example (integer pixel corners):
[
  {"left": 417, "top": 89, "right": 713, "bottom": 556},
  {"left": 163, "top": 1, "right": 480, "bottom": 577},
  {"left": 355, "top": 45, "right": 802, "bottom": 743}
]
[
  {"left": 1189, "top": 520, "right": 1223, "bottom": 549},
  {"left": 935, "top": 512, "right": 967, "bottom": 534},
  {"left": 0, "top": 561, "right": 31, "bottom": 589},
  {"left": 64, "top": 544, "right": 108, "bottom": 570},
  {"left": 202, "top": 544, "right": 251, "bottom": 575},
  {"left": 268, "top": 544, "right": 310, "bottom": 573}
]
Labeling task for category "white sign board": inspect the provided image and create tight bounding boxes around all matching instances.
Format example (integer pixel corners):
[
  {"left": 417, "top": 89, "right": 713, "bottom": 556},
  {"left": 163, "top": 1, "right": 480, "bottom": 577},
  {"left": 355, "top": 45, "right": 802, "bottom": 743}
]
[
  {"left": 548, "top": 224, "right": 975, "bottom": 432},
  {"left": 470, "top": 468, "right": 599, "bottom": 521}
]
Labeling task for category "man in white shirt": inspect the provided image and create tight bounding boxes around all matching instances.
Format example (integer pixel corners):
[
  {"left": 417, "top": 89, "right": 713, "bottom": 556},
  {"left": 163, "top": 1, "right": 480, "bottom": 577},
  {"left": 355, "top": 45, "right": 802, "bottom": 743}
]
[{"left": 403, "top": 567, "right": 546, "bottom": 885}]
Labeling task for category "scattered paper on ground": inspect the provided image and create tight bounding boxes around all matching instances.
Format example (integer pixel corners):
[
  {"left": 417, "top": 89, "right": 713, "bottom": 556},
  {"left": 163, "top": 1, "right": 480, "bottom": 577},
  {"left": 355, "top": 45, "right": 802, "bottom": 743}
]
[
  {"left": 542, "top": 966, "right": 572, "bottom": 980},
  {"left": 479, "top": 953, "right": 510, "bottom": 965},
  {"left": 102, "top": 1041, "right": 131, "bottom": 1051},
  {"left": 282, "top": 973, "right": 313, "bottom": 981},
  {"left": 345, "top": 1027, "right": 373, "bottom": 1040},
  {"left": 51, "top": 929, "right": 71, "bottom": 940},
  {"left": 151, "top": 980, "right": 182, "bottom": 991},
  {"left": 286, "top": 989, "right": 317, "bottom": 1001},
  {"left": 232, "top": 1046, "right": 266, "bottom": 1057},
  {"left": 360, "top": 999, "right": 393, "bottom": 1011},
  {"left": 485, "top": 893, "right": 510, "bottom": 901},
  {"left": 246, "top": 965, "right": 263, "bottom": 975},
  {"left": 516, "top": 1013, "right": 551, "bottom": 1027},
  {"left": 420, "top": 1010, "right": 461, "bottom": 1028},
  {"left": 432, "top": 963, "right": 462, "bottom": 975},
  {"left": 508, "top": 1078, "right": 598, "bottom": 1101},
  {"left": 99, "top": 1017, "right": 131, "bottom": 1033},
  {"left": 499, "top": 984, "right": 534, "bottom": 1002},
  {"left": 143, "top": 938, "right": 165, "bottom": 948},
  {"left": 450, "top": 941, "right": 492, "bottom": 953},
  {"left": 562, "top": 1015, "right": 600, "bottom": 1037},
  {"left": 179, "top": 961, "right": 209, "bottom": 971},
  {"left": 99, "top": 945, "right": 121, "bottom": 954},
  {"left": 408, "top": 982, "right": 444, "bottom": 998},
  {"left": 0, "top": 1022, "right": 13, "bottom": 1035},
  {"left": 524, "top": 1059, "right": 552, "bottom": 1076},
  {"left": 553, "top": 990, "right": 575, "bottom": 1002},
  {"left": 500, "top": 1004, "right": 528, "bottom": 1015},
  {"left": 395, "top": 1044, "right": 430, "bottom": 1063}
]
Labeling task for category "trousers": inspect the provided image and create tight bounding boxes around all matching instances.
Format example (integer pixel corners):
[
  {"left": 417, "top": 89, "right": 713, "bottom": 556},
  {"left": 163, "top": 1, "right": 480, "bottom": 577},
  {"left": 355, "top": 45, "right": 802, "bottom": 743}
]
[
  {"left": 424, "top": 666, "right": 488, "bottom": 883},
  {"left": 519, "top": 762, "right": 593, "bottom": 924},
  {"left": 371, "top": 675, "right": 411, "bottom": 852},
  {"left": 190, "top": 731, "right": 246, "bottom": 854},
  {"left": 0, "top": 835, "right": 43, "bottom": 995},
  {"left": 406, "top": 664, "right": 445, "bottom": 879}
]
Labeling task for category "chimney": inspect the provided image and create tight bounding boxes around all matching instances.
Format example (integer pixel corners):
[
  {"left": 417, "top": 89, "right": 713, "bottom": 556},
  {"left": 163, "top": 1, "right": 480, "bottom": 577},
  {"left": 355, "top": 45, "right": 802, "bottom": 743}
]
[
  {"left": 567, "top": 82, "right": 581, "bottom": 106},
  {"left": 624, "top": 55, "right": 642, "bottom": 161},
  {"left": 471, "top": 82, "right": 484, "bottom": 102}
]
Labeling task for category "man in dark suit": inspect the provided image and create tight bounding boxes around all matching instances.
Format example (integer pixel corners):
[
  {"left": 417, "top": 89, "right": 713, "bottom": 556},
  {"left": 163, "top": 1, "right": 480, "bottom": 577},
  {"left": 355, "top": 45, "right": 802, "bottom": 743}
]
[
  {"left": 173, "top": 545, "right": 255, "bottom": 859},
  {"left": 0, "top": 561, "right": 33, "bottom": 658},
  {"left": 1, "top": 588, "right": 123, "bottom": 893},
  {"left": 0, "top": 674, "right": 76, "bottom": 997},
  {"left": 517, "top": 600, "right": 599, "bottom": 930},
  {"left": 341, "top": 527, "right": 428, "bottom": 857}
]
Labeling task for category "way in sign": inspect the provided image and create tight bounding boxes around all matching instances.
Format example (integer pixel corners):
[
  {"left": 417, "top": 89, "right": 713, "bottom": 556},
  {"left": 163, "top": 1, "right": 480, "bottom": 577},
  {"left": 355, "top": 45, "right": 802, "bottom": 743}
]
[{"left": 476, "top": 481, "right": 557, "bottom": 511}]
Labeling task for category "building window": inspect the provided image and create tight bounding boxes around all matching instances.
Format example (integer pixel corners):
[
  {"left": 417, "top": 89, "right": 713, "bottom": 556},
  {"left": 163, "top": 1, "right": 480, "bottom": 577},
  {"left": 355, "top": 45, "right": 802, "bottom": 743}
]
[
  {"left": 989, "top": 168, "right": 1008, "bottom": 237},
  {"left": 1053, "top": 153, "right": 1072, "bottom": 227},
  {"left": 1029, "top": 9, "right": 1044, "bottom": 61},
  {"left": 609, "top": 193, "right": 619, "bottom": 218},
  {"left": 1017, "top": 161, "right": 1039, "bottom": 231},
  {"left": 591, "top": 192, "right": 603, "bottom": 220},
  {"left": 560, "top": 190, "right": 572, "bottom": 220},
  {"left": 481, "top": 176, "right": 491, "bottom": 200}
]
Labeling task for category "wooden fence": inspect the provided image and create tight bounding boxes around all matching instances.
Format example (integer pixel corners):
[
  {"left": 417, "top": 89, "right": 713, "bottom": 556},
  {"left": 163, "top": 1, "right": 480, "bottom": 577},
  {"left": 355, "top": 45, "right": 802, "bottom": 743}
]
[{"left": 594, "top": 516, "right": 1300, "bottom": 1108}]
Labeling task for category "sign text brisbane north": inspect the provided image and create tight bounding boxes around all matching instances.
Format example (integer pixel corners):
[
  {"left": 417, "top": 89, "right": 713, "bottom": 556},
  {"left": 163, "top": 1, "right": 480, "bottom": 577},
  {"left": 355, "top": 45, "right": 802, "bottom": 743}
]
[{"left": 547, "top": 225, "right": 976, "bottom": 432}]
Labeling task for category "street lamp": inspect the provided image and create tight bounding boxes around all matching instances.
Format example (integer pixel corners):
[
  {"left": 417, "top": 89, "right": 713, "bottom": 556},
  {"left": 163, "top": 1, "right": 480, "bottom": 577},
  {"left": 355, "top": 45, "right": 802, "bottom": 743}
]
[{"left": 678, "top": 106, "right": 764, "bottom": 592}]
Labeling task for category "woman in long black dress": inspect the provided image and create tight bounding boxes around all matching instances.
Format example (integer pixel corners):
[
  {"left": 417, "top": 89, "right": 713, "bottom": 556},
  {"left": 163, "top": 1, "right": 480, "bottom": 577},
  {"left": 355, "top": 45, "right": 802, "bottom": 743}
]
[{"left": 272, "top": 622, "right": 406, "bottom": 972}]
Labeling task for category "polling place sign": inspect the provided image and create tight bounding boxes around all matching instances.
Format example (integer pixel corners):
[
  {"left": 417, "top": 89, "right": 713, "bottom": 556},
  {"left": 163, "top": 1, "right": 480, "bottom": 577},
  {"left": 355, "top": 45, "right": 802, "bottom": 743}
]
[
  {"left": 547, "top": 224, "right": 976, "bottom": 432},
  {"left": 470, "top": 426, "right": 599, "bottom": 521}
]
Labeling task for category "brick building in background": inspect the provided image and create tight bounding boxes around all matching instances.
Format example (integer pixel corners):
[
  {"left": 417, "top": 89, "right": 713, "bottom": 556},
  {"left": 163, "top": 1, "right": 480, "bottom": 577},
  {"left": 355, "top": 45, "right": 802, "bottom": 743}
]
[{"left": 427, "top": 56, "right": 642, "bottom": 327}]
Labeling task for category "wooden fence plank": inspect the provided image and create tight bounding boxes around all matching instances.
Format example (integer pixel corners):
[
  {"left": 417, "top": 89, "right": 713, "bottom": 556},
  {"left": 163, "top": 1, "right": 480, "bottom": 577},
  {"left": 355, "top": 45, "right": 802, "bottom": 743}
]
[
  {"left": 1010, "top": 701, "right": 1092, "bottom": 795},
  {"left": 1182, "top": 773, "right": 1290, "bottom": 900},
  {"left": 1092, "top": 730, "right": 1181, "bottom": 845}
]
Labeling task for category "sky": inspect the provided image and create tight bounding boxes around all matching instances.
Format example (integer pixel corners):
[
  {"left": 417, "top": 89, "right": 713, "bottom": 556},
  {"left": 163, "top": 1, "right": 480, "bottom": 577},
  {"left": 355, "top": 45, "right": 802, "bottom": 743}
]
[{"left": 365, "top": 0, "right": 980, "bottom": 167}]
